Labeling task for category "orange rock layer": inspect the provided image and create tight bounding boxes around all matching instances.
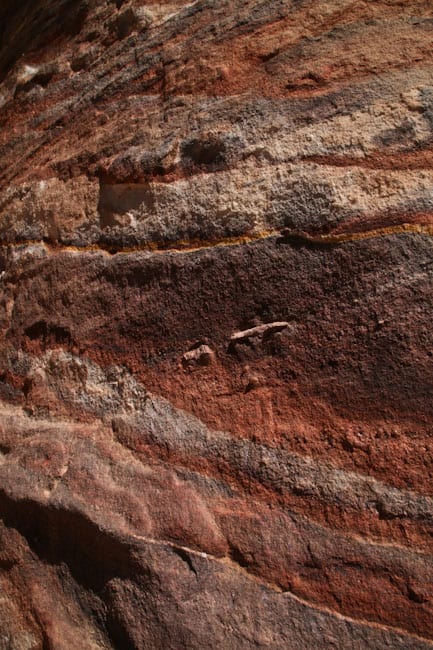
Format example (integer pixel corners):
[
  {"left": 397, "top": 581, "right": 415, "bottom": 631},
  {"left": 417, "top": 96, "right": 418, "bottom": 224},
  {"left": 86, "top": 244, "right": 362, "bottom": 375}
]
[{"left": 0, "top": 0, "right": 433, "bottom": 648}]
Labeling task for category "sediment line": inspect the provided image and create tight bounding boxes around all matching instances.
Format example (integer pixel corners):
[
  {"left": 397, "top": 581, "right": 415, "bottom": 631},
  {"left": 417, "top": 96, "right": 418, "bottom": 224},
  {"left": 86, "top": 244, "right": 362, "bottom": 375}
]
[
  {"left": 2, "top": 221, "right": 433, "bottom": 260},
  {"left": 128, "top": 531, "right": 433, "bottom": 646},
  {"left": 2, "top": 401, "right": 433, "bottom": 642},
  {"left": 1, "top": 461, "right": 432, "bottom": 646},
  {"left": 118, "top": 396, "right": 433, "bottom": 526},
  {"left": 3, "top": 399, "right": 433, "bottom": 556}
]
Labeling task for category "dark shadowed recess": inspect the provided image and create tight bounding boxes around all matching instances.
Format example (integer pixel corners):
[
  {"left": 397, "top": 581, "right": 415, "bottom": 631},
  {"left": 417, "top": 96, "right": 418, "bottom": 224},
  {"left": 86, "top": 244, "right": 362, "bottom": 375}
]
[
  {"left": 0, "top": 0, "right": 89, "bottom": 82},
  {"left": 24, "top": 320, "right": 73, "bottom": 349},
  {"left": 0, "top": 489, "right": 138, "bottom": 592},
  {"left": 0, "top": 488, "right": 145, "bottom": 647}
]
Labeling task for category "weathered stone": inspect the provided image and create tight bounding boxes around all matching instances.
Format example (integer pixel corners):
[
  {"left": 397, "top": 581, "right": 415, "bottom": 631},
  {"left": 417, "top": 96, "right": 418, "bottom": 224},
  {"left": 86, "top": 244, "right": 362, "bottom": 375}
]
[
  {"left": 1, "top": 0, "right": 433, "bottom": 648},
  {"left": 182, "top": 344, "right": 216, "bottom": 368}
]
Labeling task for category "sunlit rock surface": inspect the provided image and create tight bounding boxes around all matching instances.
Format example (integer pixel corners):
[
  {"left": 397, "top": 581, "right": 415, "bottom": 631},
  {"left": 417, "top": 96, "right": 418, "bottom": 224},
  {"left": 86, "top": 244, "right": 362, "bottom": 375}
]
[{"left": 1, "top": 1, "right": 433, "bottom": 647}]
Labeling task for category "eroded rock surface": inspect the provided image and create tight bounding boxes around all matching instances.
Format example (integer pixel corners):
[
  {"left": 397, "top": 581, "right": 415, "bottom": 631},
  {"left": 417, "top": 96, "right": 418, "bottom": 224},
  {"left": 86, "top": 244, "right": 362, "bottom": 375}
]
[{"left": 1, "top": 0, "right": 433, "bottom": 648}]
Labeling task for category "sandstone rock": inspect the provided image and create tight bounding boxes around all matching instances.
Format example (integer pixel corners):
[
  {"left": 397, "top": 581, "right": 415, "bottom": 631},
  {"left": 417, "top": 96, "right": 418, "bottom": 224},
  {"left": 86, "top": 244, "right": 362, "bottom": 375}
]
[
  {"left": 1, "top": 0, "right": 433, "bottom": 648},
  {"left": 182, "top": 344, "right": 215, "bottom": 368},
  {"left": 230, "top": 321, "right": 290, "bottom": 344},
  {"left": 112, "top": 6, "right": 153, "bottom": 40}
]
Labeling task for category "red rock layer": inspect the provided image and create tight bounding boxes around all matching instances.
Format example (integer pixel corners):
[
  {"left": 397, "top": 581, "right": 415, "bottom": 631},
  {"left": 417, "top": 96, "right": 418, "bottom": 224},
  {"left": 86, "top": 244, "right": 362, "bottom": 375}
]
[{"left": 0, "top": 0, "right": 433, "bottom": 648}]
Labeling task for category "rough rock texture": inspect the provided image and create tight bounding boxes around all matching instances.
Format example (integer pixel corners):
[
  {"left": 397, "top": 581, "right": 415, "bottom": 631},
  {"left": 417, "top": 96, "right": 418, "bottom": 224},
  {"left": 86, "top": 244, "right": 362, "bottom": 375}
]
[{"left": 1, "top": 0, "right": 433, "bottom": 648}]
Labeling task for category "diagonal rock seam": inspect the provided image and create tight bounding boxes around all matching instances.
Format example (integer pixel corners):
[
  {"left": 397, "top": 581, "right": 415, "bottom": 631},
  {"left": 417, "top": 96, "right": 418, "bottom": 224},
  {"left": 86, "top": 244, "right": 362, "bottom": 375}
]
[
  {"left": 2, "top": 0, "right": 433, "bottom": 646},
  {"left": 1, "top": 221, "right": 433, "bottom": 259},
  {"left": 0, "top": 472, "right": 433, "bottom": 648}
]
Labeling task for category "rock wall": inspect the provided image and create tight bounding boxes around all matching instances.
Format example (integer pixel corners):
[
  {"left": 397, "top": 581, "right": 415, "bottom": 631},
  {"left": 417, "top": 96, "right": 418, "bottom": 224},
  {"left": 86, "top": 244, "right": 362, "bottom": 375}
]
[{"left": 0, "top": 1, "right": 433, "bottom": 648}]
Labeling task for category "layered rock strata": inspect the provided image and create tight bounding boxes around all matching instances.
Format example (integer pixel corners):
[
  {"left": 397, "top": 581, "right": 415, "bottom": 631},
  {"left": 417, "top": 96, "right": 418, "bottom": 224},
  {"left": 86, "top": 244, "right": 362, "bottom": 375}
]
[{"left": 0, "top": 0, "right": 433, "bottom": 648}]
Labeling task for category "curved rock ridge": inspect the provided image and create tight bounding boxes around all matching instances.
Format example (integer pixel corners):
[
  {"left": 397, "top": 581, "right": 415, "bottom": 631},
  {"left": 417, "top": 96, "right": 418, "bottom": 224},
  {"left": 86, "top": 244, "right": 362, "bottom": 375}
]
[{"left": 1, "top": 0, "right": 433, "bottom": 648}]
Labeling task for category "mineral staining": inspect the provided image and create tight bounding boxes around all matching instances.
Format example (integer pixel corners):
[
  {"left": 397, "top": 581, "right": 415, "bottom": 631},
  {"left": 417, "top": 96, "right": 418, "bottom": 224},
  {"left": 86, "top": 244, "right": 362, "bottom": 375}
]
[{"left": 0, "top": 0, "right": 433, "bottom": 648}]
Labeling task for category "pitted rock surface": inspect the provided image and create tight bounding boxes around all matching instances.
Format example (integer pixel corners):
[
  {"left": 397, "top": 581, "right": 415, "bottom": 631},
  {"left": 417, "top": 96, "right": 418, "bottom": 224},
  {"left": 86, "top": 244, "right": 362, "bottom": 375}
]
[{"left": 1, "top": 1, "right": 433, "bottom": 648}]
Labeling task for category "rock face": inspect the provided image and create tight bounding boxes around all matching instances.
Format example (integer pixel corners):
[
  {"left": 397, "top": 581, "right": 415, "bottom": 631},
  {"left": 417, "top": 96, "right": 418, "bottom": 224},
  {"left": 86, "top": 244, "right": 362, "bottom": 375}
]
[{"left": 0, "top": 0, "right": 433, "bottom": 647}]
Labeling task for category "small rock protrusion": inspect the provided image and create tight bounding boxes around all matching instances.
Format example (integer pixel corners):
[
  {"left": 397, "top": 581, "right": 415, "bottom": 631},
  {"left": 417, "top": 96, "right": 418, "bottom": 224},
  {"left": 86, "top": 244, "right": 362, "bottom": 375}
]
[
  {"left": 114, "top": 7, "right": 153, "bottom": 39},
  {"left": 407, "top": 582, "right": 430, "bottom": 604},
  {"left": 400, "top": 88, "right": 424, "bottom": 112},
  {"left": 182, "top": 343, "right": 215, "bottom": 369},
  {"left": 228, "top": 321, "right": 290, "bottom": 353},
  {"left": 14, "top": 62, "right": 58, "bottom": 95},
  {"left": 241, "top": 365, "right": 263, "bottom": 392}
]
